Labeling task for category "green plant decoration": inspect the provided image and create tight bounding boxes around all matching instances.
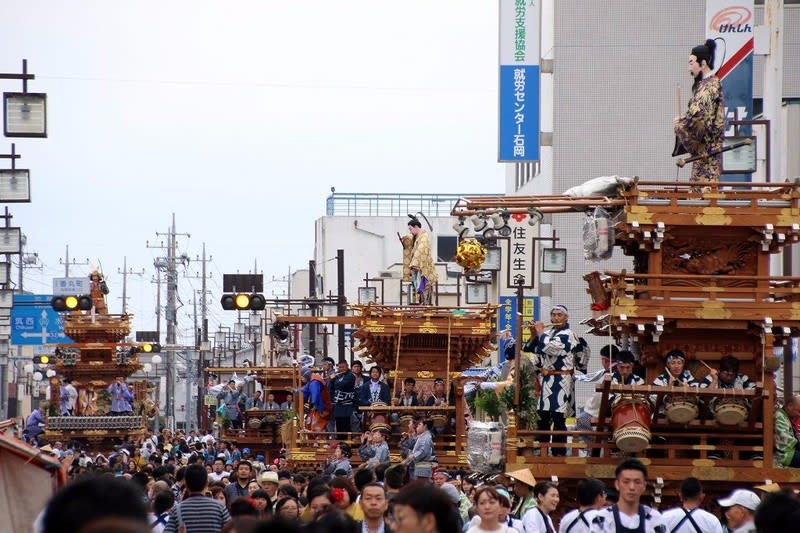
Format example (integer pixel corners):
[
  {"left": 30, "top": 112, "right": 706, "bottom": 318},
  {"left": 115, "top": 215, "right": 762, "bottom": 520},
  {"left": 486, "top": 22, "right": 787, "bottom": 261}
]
[
  {"left": 473, "top": 388, "right": 502, "bottom": 421},
  {"left": 499, "top": 365, "right": 539, "bottom": 430}
]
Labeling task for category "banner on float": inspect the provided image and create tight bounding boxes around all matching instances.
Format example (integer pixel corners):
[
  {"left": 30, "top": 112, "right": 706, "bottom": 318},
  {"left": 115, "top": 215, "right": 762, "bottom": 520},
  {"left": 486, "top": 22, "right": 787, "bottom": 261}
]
[
  {"left": 497, "top": 295, "right": 539, "bottom": 362},
  {"left": 498, "top": 0, "right": 540, "bottom": 162}
]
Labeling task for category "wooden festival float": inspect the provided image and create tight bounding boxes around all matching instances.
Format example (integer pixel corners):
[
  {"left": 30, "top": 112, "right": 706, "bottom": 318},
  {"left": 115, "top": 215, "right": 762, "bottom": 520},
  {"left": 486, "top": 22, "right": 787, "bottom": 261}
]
[
  {"left": 272, "top": 304, "right": 499, "bottom": 470},
  {"left": 42, "top": 272, "right": 149, "bottom": 449},
  {"left": 207, "top": 364, "right": 303, "bottom": 463},
  {"left": 451, "top": 177, "right": 800, "bottom": 506}
]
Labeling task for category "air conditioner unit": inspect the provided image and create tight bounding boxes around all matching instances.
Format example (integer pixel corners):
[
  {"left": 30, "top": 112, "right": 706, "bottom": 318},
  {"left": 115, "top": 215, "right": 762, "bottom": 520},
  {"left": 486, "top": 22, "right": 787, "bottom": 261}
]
[{"left": 377, "top": 270, "right": 399, "bottom": 279}]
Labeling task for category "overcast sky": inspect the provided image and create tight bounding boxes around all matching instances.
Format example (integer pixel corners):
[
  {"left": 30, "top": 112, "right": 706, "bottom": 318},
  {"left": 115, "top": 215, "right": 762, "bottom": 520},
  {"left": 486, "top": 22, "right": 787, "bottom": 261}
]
[{"left": 2, "top": 1, "right": 504, "bottom": 342}]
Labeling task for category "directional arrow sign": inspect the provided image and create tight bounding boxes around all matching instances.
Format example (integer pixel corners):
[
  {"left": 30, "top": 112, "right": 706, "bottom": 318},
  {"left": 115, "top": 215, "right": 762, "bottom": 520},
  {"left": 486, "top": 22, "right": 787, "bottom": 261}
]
[{"left": 11, "top": 294, "right": 74, "bottom": 345}]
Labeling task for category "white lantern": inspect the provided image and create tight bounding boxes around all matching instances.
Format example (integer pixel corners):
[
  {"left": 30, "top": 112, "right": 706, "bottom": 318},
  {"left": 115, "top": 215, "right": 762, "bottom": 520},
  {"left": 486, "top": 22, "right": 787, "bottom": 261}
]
[
  {"left": 143, "top": 363, "right": 152, "bottom": 373},
  {"left": 151, "top": 355, "right": 162, "bottom": 365},
  {"left": 46, "top": 369, "right": 56, "bottom": 378},
  {"left": 32, "top": 371, "right": 43, "bottom": 381}
]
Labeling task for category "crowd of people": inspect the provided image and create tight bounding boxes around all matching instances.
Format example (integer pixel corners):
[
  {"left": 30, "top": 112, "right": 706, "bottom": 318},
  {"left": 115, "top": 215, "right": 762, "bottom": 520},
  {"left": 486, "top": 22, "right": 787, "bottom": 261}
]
[{"left": 32, "top": 435, "right": 800, "bottom": 533}]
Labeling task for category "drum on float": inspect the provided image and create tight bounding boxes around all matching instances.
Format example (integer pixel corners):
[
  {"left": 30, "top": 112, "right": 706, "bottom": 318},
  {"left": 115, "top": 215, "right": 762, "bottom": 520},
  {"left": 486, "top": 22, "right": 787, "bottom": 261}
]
[
  {"left": 664, "top": 395, "right": 699, "bottom": 424},
  {"left": 431, "top": 413, "right": 448, "bottom": 431},
  {"left": 399, "top": 414, "right": 414, "bottom": 430},
  {"left": 611, "top": 396, "right": 653, "bottom": 453},
  {"left": 366, "top": 401, "right": 389, "bottom": 429},
  {"left": 714, "top": 398, "right": 749, "bottom": 426}
]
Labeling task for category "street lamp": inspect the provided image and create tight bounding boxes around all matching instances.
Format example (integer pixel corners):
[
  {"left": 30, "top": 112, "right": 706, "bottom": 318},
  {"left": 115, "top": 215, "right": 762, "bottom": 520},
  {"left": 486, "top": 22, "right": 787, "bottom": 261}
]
[
  {"left": 214, "top": 326, "right": 231, "bottom": 367},
  {"left": 357, "top": 286, "right": 377, "bottom": 304},
  {"left": 247, "top": 312, "right": 261, "bottom": 365},
  {"left": 4, "top": 92, "right": 47, "bottom": 137},
  {"left": 1, "top": 60, "right": 47, "bottom": 137}
]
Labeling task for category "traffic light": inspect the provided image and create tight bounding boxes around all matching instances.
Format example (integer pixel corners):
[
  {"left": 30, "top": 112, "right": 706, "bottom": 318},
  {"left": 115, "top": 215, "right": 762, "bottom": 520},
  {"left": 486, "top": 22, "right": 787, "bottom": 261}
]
[
  {"left": 220, "top": 293, "right": 266, "bottom": 311},
  {"left": 33, "top": 354, "right": 52, "bottom": 365},
  {"left": 140, "top": 342, "right": 162, "bottom": 353},
  {"left": 51, "top": 294, "right": 93, "bottom": 312}
]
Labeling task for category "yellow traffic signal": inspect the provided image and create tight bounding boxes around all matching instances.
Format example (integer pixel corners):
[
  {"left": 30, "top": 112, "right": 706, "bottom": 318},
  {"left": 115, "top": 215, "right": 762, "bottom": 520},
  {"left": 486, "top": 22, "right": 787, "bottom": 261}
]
[
  {"left": 220, "top": 293, "right": 266, "bottom": 311},
  {"left": 141, "top": 343, "right": 162, "bottom": 353},
  {"left": 33, "top": 354, "right": 51, "bottom": 365},
  {"left": 51, "top": 295, "right": 92, "bottom": 312},
  {"left": 235, "top": 294, "right": 250, "bottom": 309}
]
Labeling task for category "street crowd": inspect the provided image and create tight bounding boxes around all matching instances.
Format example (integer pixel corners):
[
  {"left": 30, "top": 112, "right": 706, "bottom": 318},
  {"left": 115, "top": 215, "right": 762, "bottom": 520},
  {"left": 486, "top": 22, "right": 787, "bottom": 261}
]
[{"left": 29, "top": 432, "right": 800, "bottom": 533}]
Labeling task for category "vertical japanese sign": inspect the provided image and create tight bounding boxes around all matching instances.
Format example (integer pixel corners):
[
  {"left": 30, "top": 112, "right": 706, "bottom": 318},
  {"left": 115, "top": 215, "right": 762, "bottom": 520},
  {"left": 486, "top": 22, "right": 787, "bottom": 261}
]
[
  {"left": 706, "top": 1, "right": 754, "bottom": 133},
  {"left": 497, "top": 295, "right": 540, "bottom": 362},
  {"left": 504, "top": 214, "right": 535, "bottom": 290},
  {"left": 498, "top": 0, "right": 540, "bottom": 162}
]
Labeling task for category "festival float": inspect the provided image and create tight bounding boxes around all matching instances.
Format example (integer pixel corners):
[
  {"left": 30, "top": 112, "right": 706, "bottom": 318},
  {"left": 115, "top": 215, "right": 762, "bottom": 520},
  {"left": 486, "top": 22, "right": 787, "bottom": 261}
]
[
  {"left": 41, "top": 272, "right": 150, "bottom": 450},
  {"left": 451, "top": 176, "right": 800, "bottom": 504}
]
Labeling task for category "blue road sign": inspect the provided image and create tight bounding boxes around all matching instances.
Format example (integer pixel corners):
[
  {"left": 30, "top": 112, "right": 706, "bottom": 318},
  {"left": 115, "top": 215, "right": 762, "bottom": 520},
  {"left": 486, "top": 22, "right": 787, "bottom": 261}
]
[{"left": 11, "top": 294, "right": 73, "bottom": 345}]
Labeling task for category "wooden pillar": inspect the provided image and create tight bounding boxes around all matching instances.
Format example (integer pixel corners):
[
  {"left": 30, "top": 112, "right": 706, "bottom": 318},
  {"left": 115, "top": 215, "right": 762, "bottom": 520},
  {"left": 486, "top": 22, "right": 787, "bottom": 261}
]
[
  {"left": 454, "top": 376, "right": 464, "bottom": 459},
  {"left": 763, "top": 332, "right": 776, "bottom": 467}
]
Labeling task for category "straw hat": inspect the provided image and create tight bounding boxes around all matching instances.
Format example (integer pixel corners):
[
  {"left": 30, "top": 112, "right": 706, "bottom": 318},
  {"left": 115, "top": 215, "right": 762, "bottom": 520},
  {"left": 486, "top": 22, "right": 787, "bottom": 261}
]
[
  {"left": 506, "top": 468, "right": 537, "bottom": 488},
  {"left": 754, "top": 482, "right": 781, "bottom": 493}
]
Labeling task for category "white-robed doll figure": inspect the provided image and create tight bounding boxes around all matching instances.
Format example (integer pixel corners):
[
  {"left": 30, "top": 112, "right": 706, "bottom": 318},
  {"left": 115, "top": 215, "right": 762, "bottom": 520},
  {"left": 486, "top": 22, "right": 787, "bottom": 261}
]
[{"left": 523, "top": 304, "right": 580, "bottom": 457}]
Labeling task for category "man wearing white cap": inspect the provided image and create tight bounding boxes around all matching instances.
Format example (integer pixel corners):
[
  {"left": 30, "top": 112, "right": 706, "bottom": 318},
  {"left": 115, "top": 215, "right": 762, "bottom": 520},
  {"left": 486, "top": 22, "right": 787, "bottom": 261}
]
[
  {"left": 718, "top": 489, "right": 759, "bottom": 533},
  {"left": 523, "top": 304, "right": 580, "bottom": 457}
]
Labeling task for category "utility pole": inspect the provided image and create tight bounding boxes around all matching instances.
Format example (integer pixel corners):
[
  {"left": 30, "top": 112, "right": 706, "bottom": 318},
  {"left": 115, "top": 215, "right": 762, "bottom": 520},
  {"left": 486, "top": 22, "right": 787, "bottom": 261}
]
[
  {"left": 18, "top": 234, "right": 42, "bottom": 295},
  {"left": 15, "top": 235, "right": 41, "bottom": 417},
  {"left": 117, "top": 256, "right": 145, "bottom": 315},
  {"left": 186, "top": 243, "right": 212, "bottom": 430},
  {"left": 59, "top": 244, "right": 90, "bottom": 277},
  {"left": 147, "top": 214, "right": 190, "bottom": 430},
  {"left": 186, "top": 294, "right": 197, "bottom": 432},
  {"left": 151, "top": 269, "right": 163, "bottom": 340},
  {"left": 309, "top": 259, "right": 317, "bottom": 359},
  {"left": 337, "top": 249, "right": 345, "bottom": 362}
]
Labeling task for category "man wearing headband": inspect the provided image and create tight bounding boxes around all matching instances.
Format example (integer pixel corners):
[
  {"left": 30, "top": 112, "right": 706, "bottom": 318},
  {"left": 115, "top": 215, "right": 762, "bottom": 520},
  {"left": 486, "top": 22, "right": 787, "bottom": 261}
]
[
  {"left": 424, "top": 377, "right": 449, "bottom": 407},
  {"left": 651, "top": 349, "right": 698, "bottom": 419},
  {"left": 673, "top": 38, "right": 725, "bottom": 186},
  {"left": 609, "top": 351, "right": 646, "bottom": 405},
  {"left": 699, "top": 354, "right": 756, "bottom": 414},
  {"left": 653, "top": 349, "right": 698, "bottom": 388},
  {"left": 523, "top": 304, "right": 580, "bottom": 457},
  {"left": 400, "top": 214, "right": 438, "bottom": 305}
]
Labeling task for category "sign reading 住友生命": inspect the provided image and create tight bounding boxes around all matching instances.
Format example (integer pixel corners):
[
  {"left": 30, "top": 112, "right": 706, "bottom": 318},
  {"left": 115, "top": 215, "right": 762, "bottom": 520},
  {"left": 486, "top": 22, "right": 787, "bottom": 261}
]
[
  {"left": 11, "top": 294, "right": 73, "bottom": 345},
  {"left": 498, "top": 0, "right": 540, "bottom": 162}
]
